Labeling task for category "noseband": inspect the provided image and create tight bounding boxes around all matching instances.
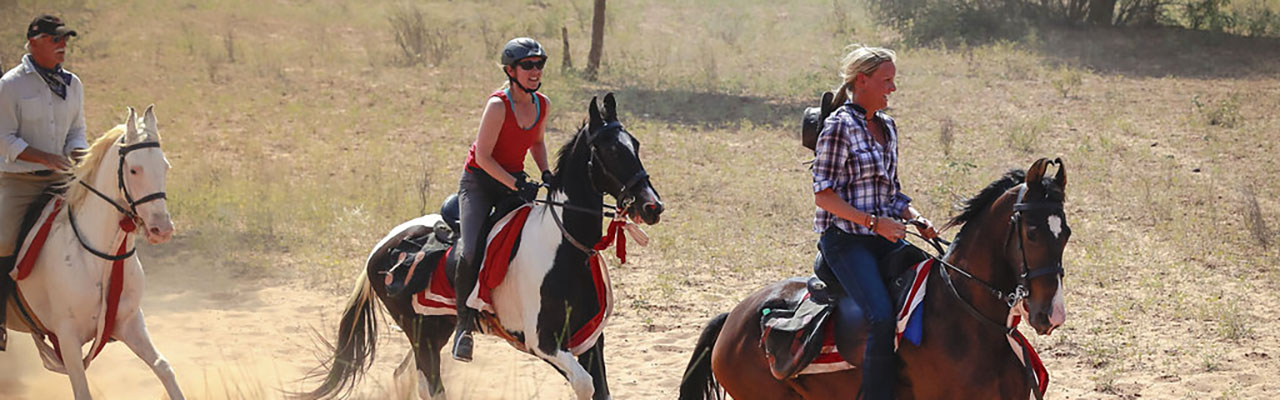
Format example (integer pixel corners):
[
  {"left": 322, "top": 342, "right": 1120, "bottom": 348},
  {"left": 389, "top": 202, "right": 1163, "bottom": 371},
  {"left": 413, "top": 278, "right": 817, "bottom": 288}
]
[{"left": 69, "top": 139, "right": 168, "bottom": 260}]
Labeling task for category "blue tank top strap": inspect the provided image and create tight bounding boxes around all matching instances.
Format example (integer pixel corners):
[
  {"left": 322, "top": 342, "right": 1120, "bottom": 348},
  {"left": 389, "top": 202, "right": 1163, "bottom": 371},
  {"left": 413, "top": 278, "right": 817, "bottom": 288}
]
[{"left": 502, "top": 88, "right": 542, "bottom": 131}]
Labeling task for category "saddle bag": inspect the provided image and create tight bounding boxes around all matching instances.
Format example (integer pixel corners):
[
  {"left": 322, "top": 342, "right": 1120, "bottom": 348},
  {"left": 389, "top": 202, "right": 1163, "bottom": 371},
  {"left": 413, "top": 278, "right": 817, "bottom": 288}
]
[
  {"left": 760, "top": 292, "right": 833, "bottom": 380},
  {"left": 801, "top": 91, "right": 836, "bottom": 152}
]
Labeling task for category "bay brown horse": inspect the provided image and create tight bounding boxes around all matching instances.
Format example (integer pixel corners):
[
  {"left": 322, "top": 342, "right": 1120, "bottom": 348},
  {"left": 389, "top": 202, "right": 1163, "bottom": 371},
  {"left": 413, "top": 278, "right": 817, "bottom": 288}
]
[{"left": 680, "top": 158, "right": 1070, "bottom": 400}]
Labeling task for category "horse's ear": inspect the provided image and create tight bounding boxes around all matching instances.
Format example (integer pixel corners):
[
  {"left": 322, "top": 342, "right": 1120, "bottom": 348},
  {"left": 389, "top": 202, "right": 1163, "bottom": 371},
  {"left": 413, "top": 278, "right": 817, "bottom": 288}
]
[
  {"left": 125, "top": 106, "right": 139, "bottom": 143},
  {"left": 142, "top": 104, "right": 158, "bottom": 139},
  {"left": 1052, "top": 157, "right": 1066, "bottom": 191},
  {"left": 588, "top": 96, "right": 603, "bottom": 131},
  {"left": 1025, "top": 158, "right": 1049, "bottom": 191},
  {"left": 603, "top": 92, "right": 617, "bottom": 122}
]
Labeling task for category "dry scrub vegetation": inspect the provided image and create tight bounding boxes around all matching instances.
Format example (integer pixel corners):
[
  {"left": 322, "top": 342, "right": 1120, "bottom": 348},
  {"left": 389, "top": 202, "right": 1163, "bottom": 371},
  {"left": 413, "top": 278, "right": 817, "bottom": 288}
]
[{"left": 1, "top": 0, "right": 1277, "bottom": 398}]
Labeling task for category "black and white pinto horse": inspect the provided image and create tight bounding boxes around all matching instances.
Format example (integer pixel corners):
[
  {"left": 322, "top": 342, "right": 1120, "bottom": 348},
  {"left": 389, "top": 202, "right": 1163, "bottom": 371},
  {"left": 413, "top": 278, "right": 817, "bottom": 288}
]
[{"left": 298, "top": 94, "right": 663, "bottom": 400}]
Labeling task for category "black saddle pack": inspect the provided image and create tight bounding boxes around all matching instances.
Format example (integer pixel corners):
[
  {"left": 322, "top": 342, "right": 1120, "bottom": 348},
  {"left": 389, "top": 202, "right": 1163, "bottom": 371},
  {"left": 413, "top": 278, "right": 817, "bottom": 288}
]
[
  {"left": 800, "top": 91, "right": 837, "bottom": 152},
  {"left": 760, "top": 244, "right": 930, "bottom": 379},
  {"left": 384, "top": 193, "right": 527, "bottom": 298}
]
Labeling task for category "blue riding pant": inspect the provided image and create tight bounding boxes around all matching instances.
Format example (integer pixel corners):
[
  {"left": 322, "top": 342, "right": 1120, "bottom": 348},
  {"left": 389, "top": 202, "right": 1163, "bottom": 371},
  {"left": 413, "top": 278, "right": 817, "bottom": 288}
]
[{"left": 818, "top": 228, "right": 904, "bottom": 400}]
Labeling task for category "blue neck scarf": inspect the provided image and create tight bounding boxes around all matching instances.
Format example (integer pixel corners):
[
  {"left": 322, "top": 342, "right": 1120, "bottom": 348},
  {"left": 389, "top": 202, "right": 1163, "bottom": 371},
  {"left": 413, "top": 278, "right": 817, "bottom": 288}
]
[{"left": 26, "top": 54, "right": 71, "bottom": 100}]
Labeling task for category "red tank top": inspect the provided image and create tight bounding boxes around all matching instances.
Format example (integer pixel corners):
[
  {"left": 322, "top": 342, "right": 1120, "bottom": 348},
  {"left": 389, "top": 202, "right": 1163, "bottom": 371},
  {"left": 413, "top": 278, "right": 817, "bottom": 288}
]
[{"left": 464, "top": 90, "right": 547, "bottom": 173}]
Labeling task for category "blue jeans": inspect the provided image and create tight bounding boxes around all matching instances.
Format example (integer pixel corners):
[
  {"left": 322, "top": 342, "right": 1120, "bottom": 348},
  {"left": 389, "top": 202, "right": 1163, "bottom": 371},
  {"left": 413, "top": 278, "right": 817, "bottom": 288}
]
[{"left": 818, "top": 228, "right": 904, "bottom": 400}]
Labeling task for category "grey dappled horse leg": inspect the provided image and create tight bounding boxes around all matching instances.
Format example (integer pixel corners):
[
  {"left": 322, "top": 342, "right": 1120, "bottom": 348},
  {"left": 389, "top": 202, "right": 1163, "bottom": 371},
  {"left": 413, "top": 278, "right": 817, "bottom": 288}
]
[
  {"left": 577, "top": 335, "right": 610, "bottom": 400},
  {"left": 116, "top": 310, "right": 185, "bottom": 400},
  {"left": 54, "top": 326, "right": 93, "bottom": 400}
]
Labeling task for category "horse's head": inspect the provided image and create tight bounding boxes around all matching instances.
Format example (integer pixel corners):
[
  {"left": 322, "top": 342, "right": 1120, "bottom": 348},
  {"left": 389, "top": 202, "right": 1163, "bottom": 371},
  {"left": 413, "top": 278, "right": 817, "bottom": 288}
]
[
  {"left": 583, "top": 93, "right": 664, "bottom": 225},
  {"left": 1002, "top": 158, "right": 1069, "bottom": 335},
  {"left": 119, "top": 105, "right": 173, "bottom": 244}
]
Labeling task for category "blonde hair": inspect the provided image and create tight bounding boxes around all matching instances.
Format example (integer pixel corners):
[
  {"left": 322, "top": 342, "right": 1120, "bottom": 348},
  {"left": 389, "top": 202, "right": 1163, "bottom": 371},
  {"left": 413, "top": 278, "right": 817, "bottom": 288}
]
[{"left": 830, "top": 44, "right": 897, "bottom": 107}]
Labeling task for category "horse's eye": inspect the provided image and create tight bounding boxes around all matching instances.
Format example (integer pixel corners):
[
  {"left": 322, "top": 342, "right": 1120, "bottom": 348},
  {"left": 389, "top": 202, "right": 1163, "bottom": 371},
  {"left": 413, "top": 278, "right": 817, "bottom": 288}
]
[
  {"left": 130, "top": 167, "right": 139, "bottom": 175},
  {"left": 1026, "top": 225, "right": 1040, "bottom": 241}
]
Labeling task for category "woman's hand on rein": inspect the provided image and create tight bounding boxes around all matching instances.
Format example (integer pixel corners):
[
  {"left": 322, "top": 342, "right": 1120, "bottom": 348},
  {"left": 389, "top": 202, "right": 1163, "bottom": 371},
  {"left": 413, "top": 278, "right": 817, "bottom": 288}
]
[
  {"left": 910, "top": 217, "right": 939, "bottom": 240},
  {"left": 875, "top": 218, "right": 908, "bottom": 242}
]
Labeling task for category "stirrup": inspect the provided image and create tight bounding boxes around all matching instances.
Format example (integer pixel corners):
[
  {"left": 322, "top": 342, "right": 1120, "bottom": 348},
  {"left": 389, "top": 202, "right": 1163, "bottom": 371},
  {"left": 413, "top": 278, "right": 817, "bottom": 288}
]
[{"left": 451, "top": 330, "right": 474, "bottom": 362}]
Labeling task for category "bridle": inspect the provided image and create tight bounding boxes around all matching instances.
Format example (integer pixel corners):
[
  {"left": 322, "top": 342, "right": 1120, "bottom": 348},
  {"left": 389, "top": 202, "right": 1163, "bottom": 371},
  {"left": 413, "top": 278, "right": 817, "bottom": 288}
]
[
  {"left": 543, "top": 121, "right": 653, "bottom": 255},
  {"left": 928, "top": 183, "right": 1065, "bottom": 327},
  {"left": 586, "top": 121, "right": 651, "bottom": 213},
  {"left": 68, "top": 139, "right": 167, "bottom": 260}
]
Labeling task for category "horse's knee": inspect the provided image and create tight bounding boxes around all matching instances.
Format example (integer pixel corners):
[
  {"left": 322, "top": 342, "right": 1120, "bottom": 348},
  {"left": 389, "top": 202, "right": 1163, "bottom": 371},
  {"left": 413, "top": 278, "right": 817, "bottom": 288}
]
[{"left": 150, "top": 356, "right": 174, "bottom": 374}]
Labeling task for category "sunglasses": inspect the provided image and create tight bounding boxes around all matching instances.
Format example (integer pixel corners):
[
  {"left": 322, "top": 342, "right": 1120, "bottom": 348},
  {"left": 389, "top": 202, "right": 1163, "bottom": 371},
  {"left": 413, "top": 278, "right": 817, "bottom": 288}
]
[{"left": 515, "top": 58, "right": 546, "bottom": 71}]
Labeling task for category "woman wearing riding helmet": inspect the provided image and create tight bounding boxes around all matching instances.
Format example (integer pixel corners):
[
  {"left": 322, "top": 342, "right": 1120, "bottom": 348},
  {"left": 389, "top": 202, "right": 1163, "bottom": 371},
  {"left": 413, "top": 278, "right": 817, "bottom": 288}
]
[
  {"left": 812, "top": 45, "right": 938, "bottom": 399},
  {"left": 451, "top": 37, "right": 553, "bottom": 362}
]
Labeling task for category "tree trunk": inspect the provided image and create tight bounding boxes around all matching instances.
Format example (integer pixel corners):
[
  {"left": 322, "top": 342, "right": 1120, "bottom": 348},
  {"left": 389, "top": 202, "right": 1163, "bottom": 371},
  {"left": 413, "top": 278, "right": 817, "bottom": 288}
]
[
  {"left": 1087, "top": 0, "right": 1117, "bottom": 25},
  {"left": 561, "top": 26, "right": 573, "bottom": 73},
  {"left": 585, "top": 0, "right": 606, "bottom": 81}
]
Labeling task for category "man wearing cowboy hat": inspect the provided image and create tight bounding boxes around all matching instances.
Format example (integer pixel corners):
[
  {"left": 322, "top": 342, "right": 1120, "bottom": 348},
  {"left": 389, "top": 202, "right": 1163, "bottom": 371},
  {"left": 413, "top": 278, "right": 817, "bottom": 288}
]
[{"left": 0, "top": 14, "right": 88, "bottom": 351}]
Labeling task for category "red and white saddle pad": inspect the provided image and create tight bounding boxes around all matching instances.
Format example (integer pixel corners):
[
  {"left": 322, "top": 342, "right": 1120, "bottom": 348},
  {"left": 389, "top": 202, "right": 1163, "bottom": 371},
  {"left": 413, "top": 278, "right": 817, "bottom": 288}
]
[{"left": 412, "top": 206, "right": 629, "bottom": 356}]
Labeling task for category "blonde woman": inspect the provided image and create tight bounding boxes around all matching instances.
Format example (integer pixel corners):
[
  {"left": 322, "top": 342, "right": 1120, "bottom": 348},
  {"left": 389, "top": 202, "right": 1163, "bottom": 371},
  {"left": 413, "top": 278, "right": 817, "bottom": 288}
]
[{"left": 811, "top": 45, "right": 937, "bottom": 399}]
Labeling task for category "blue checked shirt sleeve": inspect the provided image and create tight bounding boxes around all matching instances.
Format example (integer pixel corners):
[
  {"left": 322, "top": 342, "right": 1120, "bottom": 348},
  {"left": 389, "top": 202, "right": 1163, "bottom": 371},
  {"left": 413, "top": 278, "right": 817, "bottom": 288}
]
[{"left": 812, "top": 116, "right": 849, "bottom": 193}]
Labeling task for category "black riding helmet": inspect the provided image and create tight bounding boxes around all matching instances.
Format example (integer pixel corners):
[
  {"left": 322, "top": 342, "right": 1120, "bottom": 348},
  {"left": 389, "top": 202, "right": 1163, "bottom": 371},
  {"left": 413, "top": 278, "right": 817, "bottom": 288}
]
[{"left": 501, "top": 37, "right": 546, "bottom": 94}]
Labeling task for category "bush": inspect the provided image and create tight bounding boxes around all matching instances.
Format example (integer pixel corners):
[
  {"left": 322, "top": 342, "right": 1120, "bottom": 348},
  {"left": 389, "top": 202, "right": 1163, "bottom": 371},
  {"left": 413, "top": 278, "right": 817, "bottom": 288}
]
[
  {"left": 1193, "top": 94, "right": 1242, "bottom": 128},
  {"left": 388, "top": 4, "right": 457, "bottom": 67},
  {"left": 1184, "top": 0, "right": 1235, "bottom": 31}
]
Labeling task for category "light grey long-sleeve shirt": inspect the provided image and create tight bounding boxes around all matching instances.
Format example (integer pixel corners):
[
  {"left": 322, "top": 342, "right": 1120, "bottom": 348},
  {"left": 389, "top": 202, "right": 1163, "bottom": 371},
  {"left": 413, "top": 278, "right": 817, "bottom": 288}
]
[{"left": 0, "top": 54, "right": 87, "bottom": 173}]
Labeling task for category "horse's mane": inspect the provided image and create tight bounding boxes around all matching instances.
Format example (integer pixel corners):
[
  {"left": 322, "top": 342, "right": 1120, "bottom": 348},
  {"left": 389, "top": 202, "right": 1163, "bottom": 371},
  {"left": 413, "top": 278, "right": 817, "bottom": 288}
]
[
  {"left": 57, "top": 122, "right": 163, "bottom": 207},
  {"left": 943, "top": 169, "right": 1025, "bottom": 241},
  {"left": 549, "top": 123, "right": 591, "bottom": 192},
  {"left": 60, "top": 125, "right": 124, "bottom": 207}
]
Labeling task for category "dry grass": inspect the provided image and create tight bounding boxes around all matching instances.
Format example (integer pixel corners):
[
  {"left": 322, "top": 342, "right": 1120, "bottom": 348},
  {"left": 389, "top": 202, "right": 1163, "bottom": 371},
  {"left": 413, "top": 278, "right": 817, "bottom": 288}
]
[{"left": 2, "top": 0, "right": 1278, "bottom": 398}]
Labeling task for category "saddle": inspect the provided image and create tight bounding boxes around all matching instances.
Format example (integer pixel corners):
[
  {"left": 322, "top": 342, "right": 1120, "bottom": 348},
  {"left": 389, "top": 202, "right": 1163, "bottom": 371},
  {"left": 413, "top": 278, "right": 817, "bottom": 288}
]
[
  {"left": 760, "top": 245, "right": 930, "bottom": 379},
  {"left": 383, "top": 193, "right": 526, "bottom": 298}
]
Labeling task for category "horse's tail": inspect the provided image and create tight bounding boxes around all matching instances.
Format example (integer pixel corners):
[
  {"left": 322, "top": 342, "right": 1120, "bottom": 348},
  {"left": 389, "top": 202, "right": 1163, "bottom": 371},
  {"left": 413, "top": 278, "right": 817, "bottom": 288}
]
[
  {"left": 293, "top": 270, "right": 380, "bottom": 400},
  {"left": 678, "top": 312, "right": 728, "bottom": 400}
]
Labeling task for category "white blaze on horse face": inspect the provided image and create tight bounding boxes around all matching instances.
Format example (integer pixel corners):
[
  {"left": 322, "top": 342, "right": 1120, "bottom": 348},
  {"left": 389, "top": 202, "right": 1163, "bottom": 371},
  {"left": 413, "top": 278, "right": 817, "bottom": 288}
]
[
  {"left": 1047, "top": 215, "right": 1063, "bottom": 239},
  {"left": 1049, "top": 280, "right": 1067, "bottom": 327}
]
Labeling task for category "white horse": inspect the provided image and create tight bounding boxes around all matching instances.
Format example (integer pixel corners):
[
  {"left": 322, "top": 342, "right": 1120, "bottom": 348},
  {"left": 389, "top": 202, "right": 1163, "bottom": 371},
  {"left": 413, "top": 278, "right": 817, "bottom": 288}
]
[{"left": 4, "top": 106, "right": 181, "bottom": 400}]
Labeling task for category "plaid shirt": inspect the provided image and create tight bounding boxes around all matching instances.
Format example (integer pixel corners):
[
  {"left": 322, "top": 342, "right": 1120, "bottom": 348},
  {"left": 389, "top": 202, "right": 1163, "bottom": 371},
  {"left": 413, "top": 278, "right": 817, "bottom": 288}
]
[{"left": 812, "top": 103, "right": 912, "bottom": 234}]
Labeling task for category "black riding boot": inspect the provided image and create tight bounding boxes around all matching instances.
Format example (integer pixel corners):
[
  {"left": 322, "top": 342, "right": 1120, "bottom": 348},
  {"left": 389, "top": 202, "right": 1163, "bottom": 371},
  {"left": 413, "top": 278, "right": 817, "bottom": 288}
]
[
  {"left": 451, "top": 255, "right": 480, "bottom": 362},
  {"left": 0, "top": 255, "right": 15, "bottom": 351}
]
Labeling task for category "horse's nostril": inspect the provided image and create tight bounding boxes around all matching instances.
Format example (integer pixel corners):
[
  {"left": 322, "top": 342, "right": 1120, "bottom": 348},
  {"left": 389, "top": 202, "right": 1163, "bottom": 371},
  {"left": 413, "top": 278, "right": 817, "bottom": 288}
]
[
  {"left": 150, "top": 227, "right": 161, "bottom": 235},
  {"left": 646, "top": 201, "right": 664, "bottom": 214}
]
